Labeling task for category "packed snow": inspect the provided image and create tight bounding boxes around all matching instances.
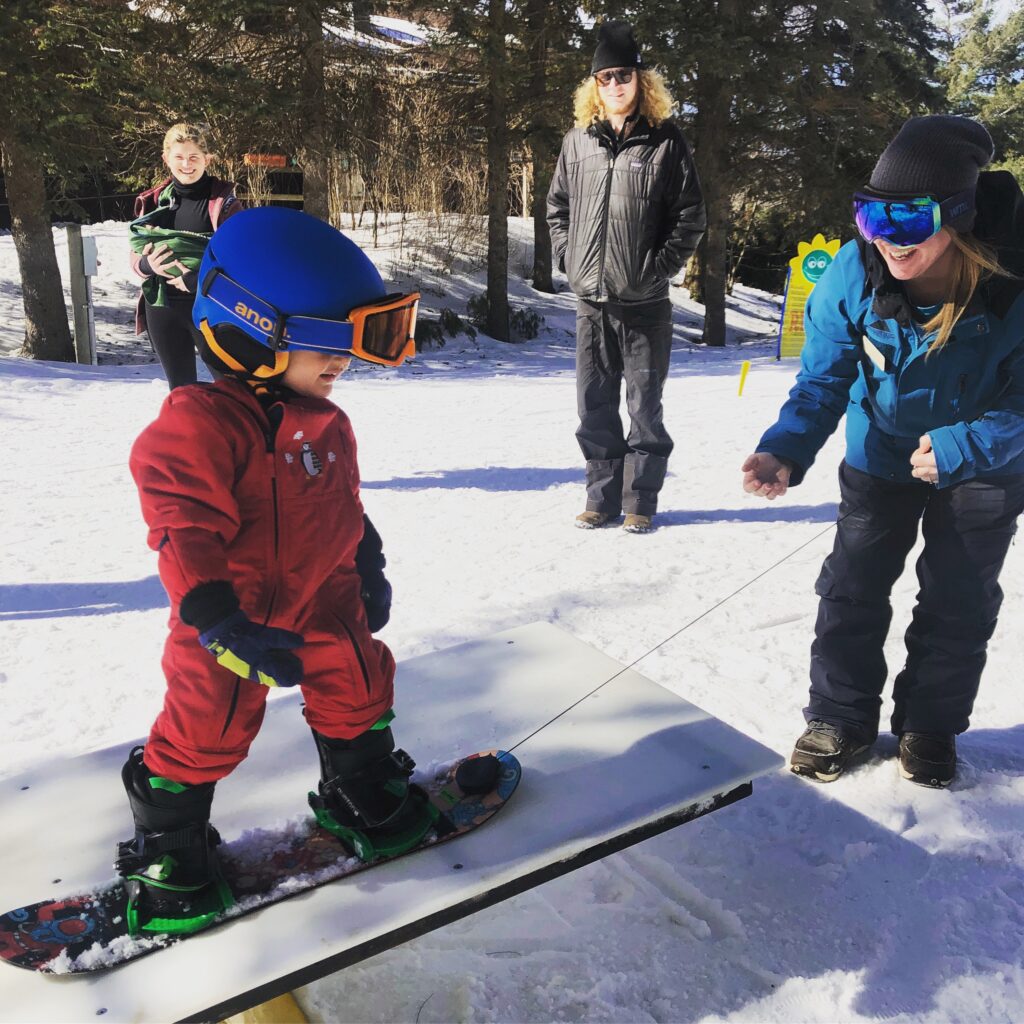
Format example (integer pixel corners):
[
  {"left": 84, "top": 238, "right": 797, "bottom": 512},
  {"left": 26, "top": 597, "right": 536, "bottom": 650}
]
[{"left": 2, "top": 217, "right": 1023, "bottom": 1022}]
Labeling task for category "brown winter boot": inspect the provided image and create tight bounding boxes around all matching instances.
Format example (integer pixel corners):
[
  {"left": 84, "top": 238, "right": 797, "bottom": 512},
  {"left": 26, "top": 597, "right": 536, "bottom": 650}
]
[
  {"left": 575, "top": 511, "right": 614, "bottom": 529},
  {"left": 623, "top": 513, "right": 653, "bottom": 533}
]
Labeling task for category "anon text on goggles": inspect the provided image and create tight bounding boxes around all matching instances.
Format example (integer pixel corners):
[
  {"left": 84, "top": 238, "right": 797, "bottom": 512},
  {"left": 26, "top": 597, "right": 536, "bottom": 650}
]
[
  {"left": 595, "top": 68, "right": 635, "bottom": 86},
  {"left": 200, "top": 266, "right": 419, "bottom": 367},
  {"left": 852, "top": 189, "right": 974, "bottom": 247}
]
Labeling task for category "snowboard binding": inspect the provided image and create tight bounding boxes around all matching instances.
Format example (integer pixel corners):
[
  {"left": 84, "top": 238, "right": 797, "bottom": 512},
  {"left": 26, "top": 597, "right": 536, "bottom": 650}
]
[
  {"left": 309, "top": 723, "right": 439, "bottom": 862},
  {"left": 115, "top": 824, "right": 234, "bottom": 938},
  {"left": 116, "top": 747, "right": 234, "bottom": 937}
]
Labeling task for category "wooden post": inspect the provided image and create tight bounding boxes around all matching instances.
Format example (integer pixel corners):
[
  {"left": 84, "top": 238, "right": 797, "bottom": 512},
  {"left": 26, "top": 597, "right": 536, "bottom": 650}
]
[
  {"left": 65, "top": 225, "right": 97, "bottom": 365},
  {"left": 83, "top": 235, "right": 98, "bottom": 363}
]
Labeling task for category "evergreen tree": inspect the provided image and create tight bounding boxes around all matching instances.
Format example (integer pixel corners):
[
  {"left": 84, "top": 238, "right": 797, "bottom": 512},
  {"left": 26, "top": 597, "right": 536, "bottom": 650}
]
[
  {"left": 124, "top": 2, "right": 393, "bottom": 226},
  {"left": 944, "top": 0, "right": 1024, "bottom": 180},
  {"left": 518, "top": 0, "right": 581, "bottom": 293},
  {"left": 296, "top": 1, "right": 332, "bottom": 220},
  {"left": 0, "top": 1, "right": 156, "bottom": 361},
  {"left": 484, "top": 0, "right": 511, "bottom": 341},
  {"left": 585, "top": 0, "right": 940, "bottom": 343},
  {"left": 408, "top": 0, "right": 516, "bottom": 340}
]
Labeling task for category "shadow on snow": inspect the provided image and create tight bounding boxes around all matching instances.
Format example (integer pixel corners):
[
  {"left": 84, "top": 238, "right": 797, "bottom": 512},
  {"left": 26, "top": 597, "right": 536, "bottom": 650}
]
[{"left": 0, "top": 577, "right": 167, "bottom": 619}]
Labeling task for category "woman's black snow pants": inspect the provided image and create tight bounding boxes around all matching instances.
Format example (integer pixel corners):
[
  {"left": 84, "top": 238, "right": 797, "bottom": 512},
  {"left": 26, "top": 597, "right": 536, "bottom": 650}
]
[{"left": 807, "top": 461, "right": 1024, "bottom": 742}]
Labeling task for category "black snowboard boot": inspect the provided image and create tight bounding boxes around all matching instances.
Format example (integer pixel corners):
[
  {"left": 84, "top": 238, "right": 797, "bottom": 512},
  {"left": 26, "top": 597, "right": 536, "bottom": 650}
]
[
  {"left": 115, "top": 747, "right": 234, "bottom": 937},
  {"left": 309, "top": 721, "right": 438, "bottom": 863},
  {"left": 898, "top": 733, "right": 956, "bottom": 788},
  {"left": 790, "top": 720, "right": 870, "bottom": 782}
]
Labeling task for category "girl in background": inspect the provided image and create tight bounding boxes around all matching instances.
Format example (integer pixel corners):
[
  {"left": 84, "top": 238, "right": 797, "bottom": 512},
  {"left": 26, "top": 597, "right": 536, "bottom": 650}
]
[{"left": 129, "top": 123, "right": 242, "bottom": 389}]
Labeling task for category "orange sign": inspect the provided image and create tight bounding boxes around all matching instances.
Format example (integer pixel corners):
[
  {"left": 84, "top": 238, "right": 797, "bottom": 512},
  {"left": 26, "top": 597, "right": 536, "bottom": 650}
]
[{"left": 244, "top": 153, "right": 288, "bottom": 169}]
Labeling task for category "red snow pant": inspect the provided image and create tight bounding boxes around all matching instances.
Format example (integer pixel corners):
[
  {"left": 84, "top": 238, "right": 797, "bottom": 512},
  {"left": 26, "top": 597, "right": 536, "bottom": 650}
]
[{"left": 143, "top": 611, "right": 396, "bottom": 786}]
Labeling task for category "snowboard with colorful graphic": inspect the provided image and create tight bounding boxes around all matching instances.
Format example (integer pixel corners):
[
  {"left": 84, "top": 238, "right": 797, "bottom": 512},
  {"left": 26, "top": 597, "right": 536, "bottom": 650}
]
[{"left": 0, "top": 750, "right": 520, "bottom": 974}]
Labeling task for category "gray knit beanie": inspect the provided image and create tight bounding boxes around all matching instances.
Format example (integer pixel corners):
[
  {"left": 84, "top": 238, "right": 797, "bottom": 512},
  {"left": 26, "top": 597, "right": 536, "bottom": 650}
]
[{"left": 869, "top": 115, "right": 994, "bottom": 199}]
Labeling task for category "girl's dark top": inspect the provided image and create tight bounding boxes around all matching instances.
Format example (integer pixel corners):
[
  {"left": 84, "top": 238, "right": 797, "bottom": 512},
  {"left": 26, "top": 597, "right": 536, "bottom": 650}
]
[{"left": 167, "top": 173, "right": 215, "bottom": 234}]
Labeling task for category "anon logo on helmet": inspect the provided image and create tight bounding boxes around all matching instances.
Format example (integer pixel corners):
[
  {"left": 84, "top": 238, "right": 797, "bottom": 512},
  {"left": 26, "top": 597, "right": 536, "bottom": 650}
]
[{"left": 234, "top": 300, "right": 291, "bottom": 339}]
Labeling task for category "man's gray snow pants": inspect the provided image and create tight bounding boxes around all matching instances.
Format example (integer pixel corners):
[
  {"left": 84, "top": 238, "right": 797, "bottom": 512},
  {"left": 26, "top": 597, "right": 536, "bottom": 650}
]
[{"left": 575, "top": 297, "right": 673, "bottom": 516}]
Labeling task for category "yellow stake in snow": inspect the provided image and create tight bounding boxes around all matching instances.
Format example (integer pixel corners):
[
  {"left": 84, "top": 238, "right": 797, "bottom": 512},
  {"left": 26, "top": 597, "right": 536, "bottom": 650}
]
[{"left": 738, "top": 359, "right": 751, "bottom": 396}]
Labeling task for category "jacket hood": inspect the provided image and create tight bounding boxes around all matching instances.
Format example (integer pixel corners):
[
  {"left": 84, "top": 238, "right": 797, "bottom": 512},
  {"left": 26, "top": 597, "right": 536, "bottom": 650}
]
[{"left": 974, "top": 170, "right": 1024, "bottom": 276}]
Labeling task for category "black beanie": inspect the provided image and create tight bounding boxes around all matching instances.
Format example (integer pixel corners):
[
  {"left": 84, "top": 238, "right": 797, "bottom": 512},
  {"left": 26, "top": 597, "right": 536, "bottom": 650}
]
[
  {"left": 868, "top": 115, "right": 994, "bottom": 200},
  {"left": 591, "top": 20, "right": 644, "bottom": 74}
]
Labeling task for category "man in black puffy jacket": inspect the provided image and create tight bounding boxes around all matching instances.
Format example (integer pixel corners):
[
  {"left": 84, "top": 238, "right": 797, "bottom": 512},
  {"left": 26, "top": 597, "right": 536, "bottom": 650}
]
[{"left": 547, "top": 20, "right": 705, "bottom": 533}]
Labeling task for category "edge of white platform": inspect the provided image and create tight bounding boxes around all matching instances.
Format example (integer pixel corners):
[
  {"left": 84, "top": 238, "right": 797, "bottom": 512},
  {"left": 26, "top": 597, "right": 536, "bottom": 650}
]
[{"left": 183, "top": 778, "right": 753, "bottom": 1022}]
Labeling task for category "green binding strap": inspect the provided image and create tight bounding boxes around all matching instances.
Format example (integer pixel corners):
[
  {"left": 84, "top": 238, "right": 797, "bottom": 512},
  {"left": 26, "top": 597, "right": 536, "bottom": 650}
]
[
  {"left": 148, "top": 776, "right": 188, "bottom": 794},
  {"left": 125, "top": 872, "right": 234, "bottom": 938},
  {"left": 310, "top": 794, "right": 438, "bottom": 863}
]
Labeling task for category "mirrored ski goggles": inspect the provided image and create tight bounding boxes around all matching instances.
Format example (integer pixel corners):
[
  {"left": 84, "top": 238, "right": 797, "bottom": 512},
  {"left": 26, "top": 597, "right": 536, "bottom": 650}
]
[
  {"left": 595, "top": 68, "right": 635, "bottom": 86},
  {"left": 199, "top": 267, "right": 419, "bottom": 367},
  {"left": 852, "top": 189, "right": 974, "bottom": 247}
]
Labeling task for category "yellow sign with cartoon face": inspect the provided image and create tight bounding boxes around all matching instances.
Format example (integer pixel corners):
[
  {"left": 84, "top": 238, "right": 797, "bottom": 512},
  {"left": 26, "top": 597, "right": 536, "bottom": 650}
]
[{"left": 777, "top": 233, "right": 842, "bottom": 358}]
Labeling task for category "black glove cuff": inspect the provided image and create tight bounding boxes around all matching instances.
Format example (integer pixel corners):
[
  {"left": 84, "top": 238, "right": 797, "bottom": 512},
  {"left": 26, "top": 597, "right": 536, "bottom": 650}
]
[
  {"left": 355, "top": 514, "right": 386, "bottom": 576},
  {"left": 179, "top": 581, "right": 241, "bottom": 632}
]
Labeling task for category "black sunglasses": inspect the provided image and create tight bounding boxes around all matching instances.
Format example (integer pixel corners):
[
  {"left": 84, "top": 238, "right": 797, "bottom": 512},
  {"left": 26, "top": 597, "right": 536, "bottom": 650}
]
[{"left": 595, "top": 68, "right": 634, "bottom": 86}]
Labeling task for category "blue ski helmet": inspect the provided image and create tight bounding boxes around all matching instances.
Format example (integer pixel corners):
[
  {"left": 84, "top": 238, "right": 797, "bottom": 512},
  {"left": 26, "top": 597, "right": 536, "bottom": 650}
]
[{"left": 193, "top": 206, "right": 388, "bottom": 382}]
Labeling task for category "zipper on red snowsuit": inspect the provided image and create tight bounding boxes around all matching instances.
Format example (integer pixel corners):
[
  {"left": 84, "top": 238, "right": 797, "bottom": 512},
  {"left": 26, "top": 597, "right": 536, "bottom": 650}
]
[{"left": 221, "top": 409, "right": 281, "bottom": 738}]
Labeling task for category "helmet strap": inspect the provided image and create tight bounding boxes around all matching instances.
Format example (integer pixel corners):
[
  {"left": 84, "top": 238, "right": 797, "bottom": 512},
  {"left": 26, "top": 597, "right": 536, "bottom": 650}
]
[{"left": 198, "top": 320, "right": 289, "bottom": 384}]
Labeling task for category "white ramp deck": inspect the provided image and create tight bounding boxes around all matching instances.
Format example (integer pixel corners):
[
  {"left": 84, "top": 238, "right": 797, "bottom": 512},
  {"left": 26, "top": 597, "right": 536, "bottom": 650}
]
[{"left": 0, "top": 622, "right": 783, "bottom": 1023}]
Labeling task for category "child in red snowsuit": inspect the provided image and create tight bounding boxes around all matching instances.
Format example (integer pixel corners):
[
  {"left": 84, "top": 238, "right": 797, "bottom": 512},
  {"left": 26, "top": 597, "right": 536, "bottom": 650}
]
[
  {"left": 130, "top": 375, "right": 393, "bottom": 782},
  {"left": 117, "top": 207, "right": 428, "bottom": 938}
]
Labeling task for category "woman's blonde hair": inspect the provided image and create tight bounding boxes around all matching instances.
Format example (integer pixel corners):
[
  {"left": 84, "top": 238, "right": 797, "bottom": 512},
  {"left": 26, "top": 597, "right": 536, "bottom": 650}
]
[
  {"left": 162, "top": 122, "right": 213, "bottom": 155},
  {"left": 573, "top": 67, "right": 676, "bottom": 129},
  {"left": 923, "top": 231, "right": 1011, "bottom": 352}
]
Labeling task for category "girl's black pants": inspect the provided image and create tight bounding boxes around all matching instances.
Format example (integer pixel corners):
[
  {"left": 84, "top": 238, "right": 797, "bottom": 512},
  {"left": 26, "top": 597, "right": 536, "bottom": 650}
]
[
  {"left": 808, "top": 461, "right": 1024, "bottom": 741},
  {"left": 145, "top": 295, "right": 204, "bottom": 390}
]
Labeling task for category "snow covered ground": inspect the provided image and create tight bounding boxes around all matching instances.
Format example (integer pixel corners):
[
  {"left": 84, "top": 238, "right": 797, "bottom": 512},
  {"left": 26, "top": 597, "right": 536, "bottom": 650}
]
[{"left": 2, "top": 218, "right": 1024, "bottom": 1022}]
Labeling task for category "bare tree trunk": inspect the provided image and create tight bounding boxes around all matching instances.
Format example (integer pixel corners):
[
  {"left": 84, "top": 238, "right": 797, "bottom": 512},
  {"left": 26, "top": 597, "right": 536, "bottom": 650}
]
[
  {"left": 684, "top": 235, "right": 705, "bottom": 303},
  {"left": 691, "top": 0, "right": 738, "bottom": 346},
  {"left": 727, "top": 196, "right": 759, "bottom": 294},
  {"left": 484, "top": 0, "right": 510, "bottom": 341},
  {"left": 297, "top": 0, "right": 330, "bottom": 222},
  {"left": 0, "top": 136, "right": 74, "bottom": 361},
  {"left": 702, "top": 190, "right": 729, "bottom": 345},
  {"left": 351, "top": 0, "right": 373, "bottom": 35},
  {"left": 530, "top": 151, "right": 557, "bottom": 292},
  {"left": 693, "top": 86, "right": 730, "bottom": 345},
  {"left": 524, "top": 0, "right": 555, "bottom": 293}
]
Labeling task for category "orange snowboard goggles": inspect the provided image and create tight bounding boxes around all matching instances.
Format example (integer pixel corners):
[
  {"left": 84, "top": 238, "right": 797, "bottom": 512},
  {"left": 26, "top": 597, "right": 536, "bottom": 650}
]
[{"left": 199, "top": 266, "right": 419, "bottom": 368}]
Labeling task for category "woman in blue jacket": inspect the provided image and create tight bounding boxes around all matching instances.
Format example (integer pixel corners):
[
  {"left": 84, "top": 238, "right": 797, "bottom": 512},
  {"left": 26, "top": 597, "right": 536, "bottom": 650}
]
[{"left": 742, "top": 115, "right": 1024, "bottom": 788}]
